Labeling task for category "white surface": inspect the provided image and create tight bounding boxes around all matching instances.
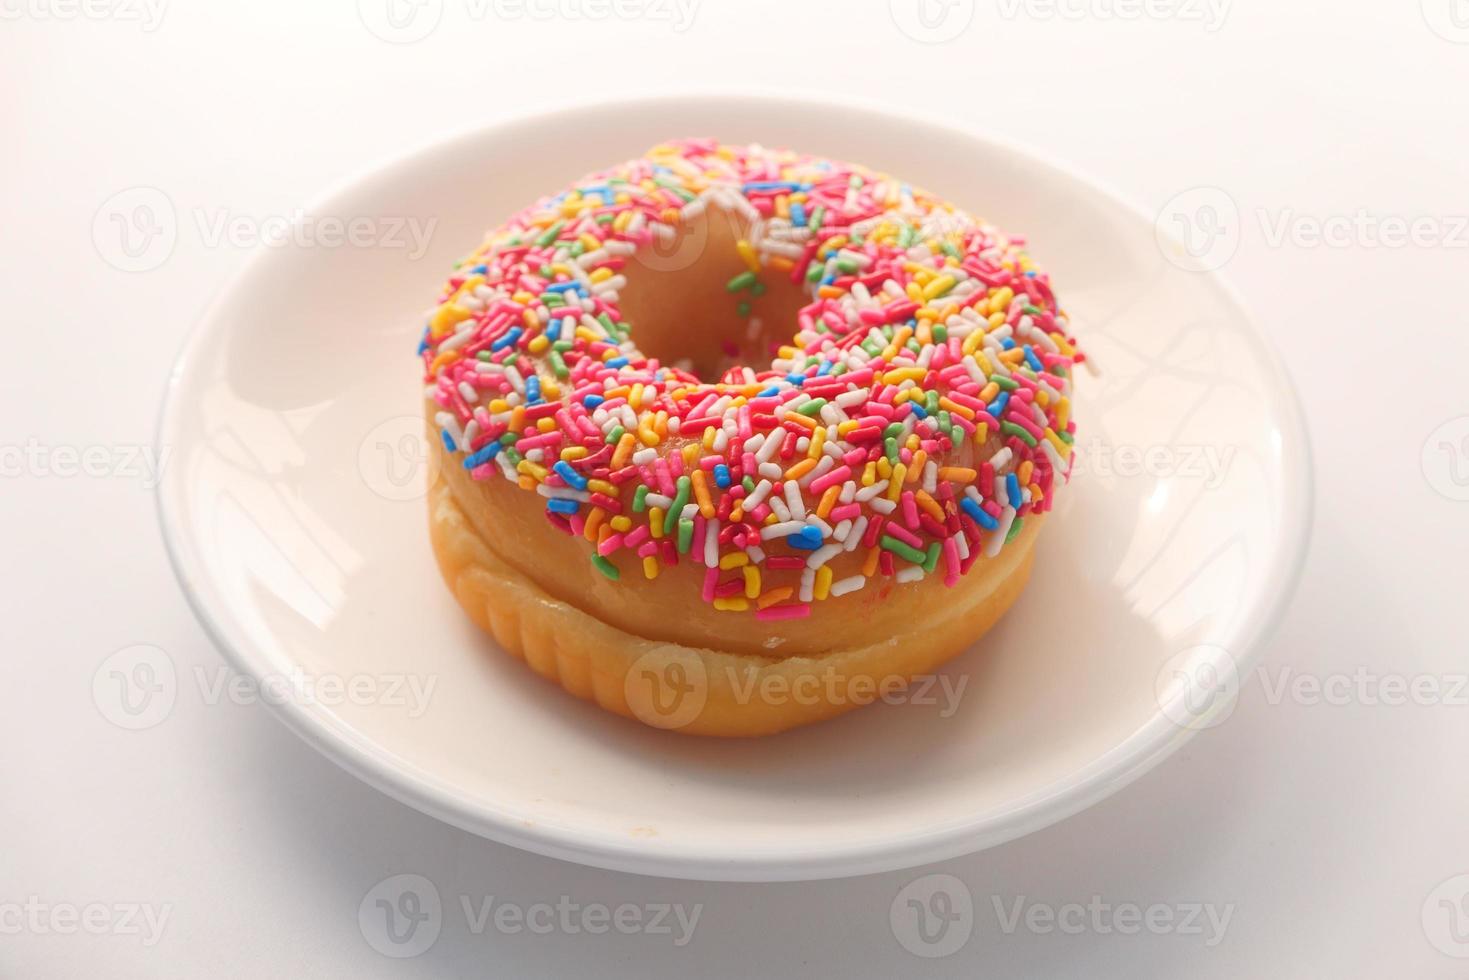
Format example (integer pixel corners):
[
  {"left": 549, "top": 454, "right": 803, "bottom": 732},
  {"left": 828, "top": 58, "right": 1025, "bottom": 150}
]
[
  {"left": 154, "top": 95, "right": 1310, "bottom": 880},
  {"left": 3, "top": 0, "right": 1466, "bottom": 974}
]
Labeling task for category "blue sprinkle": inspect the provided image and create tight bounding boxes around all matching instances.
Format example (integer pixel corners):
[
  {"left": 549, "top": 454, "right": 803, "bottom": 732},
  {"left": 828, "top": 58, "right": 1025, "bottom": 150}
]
[
  {"left": 786, "top": 373, "right": 807, "bottom": 385},
  {"left": 583, "top": 394, "right": 604, "bottom": 409},
  {"left": 606, "top": 357, "right": 629, "bottom": 369},
  {"left": 416, "top": 337, "right": 429, "bottom": 355},
  {"left": 553, "top": 460, "right": 588, "bottom": 490},
  {"left": 787, "top": 527, "right": 824, "bottom": 551},
  {"left": 757, "top": 386, "right": 780, "bottom": 397},
  {"left": 546, "top": 498, "right": 580, "bottom": 515},
  {"left": 440, "top": 430, "right": 457, "bottom": 453},
  {"left": 1000, "top": 337, "right": 1016, "bottom": 350},
  {"left": 818, "top": 361, "right": 836, "bottom": 376},
  {"left": 988, "top": 391, "right": 1010, "bottom": 418},
  {"left": 525, "top": 376, "right": 541, "bottom": 403},
  {"left": 546, "top": 320, "right": 561, "bottom": 341},
  {"left": 714, "top": 464, "right": 731, "bottom": 489},
  {"left": 909, "top": 403, "right": 928, "bottom": 419},
  {"left": 1006, "top": 473, "right": 1021, "bottom": 506},
  {"left": 1023, "top": 345, "right": 1043, "bottom": 372},
  {"left": 544, "top": 281, "right": 583, "bottom": 294},
  {"left": 742, "top": 180, "right": 802, "bottom": 192},
  {"left": 961, "top": 497, "right": 999, "bottom": 530},
  {"left": 462, "top": 442, "right": 501, "bottom": 469},
  {"left": 490, "top": 326, "right": 523, "bottom": 352},
  {"left": 470, "top": 264, "right": 488, "bottom": 275},
  {"left": 790, "top": 202, "right": 807, "bottom": 227}
]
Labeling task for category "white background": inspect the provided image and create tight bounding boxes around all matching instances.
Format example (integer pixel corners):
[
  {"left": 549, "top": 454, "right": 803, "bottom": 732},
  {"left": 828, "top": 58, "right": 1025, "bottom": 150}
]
[{"left": 4, "top": 0, "right": 1469, "bottom": 975}]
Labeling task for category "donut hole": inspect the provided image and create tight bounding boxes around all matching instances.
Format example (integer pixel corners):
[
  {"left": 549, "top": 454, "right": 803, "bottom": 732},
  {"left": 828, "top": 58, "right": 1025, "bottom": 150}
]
[{"left": 617, "top": 205, "right": 811, "bottom": 382}]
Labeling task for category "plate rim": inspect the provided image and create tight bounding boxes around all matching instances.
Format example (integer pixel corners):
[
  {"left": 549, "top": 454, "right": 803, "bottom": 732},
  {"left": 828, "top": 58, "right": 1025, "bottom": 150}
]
[{"left": 154, "top": 92, "right": 1315, "bottom": 882}]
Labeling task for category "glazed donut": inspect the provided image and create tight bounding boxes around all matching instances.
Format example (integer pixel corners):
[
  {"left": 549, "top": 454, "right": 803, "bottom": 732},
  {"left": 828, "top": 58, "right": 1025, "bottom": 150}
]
[{"left": 418, "top": 139, "right": 1082, "bottom": 736}]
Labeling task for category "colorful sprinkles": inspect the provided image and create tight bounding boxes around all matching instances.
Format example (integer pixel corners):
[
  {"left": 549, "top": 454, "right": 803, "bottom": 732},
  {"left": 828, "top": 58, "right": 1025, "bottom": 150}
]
[{"left": 419, "top": 139, "right": 1083, "bottom": 619}]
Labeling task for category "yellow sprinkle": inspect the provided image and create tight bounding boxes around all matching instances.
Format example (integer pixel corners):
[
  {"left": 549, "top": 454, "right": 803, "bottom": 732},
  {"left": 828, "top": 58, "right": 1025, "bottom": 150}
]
[
  {"left": 736, "top": 239, "right": 760, "bottom": 274},
  {"left": 587, "top": 478, "right": 617, "bottom": 496},
  {"left": 650, "top": 506, "right": 665, "bottom": 538},
  {"left": 517, "top": 460, "right": 547, "bottom": 481},
  {"left": 528, "top": 334, "right": 550, "bottom": 354},
  {"left": 713, "top": 598, "right": 749, "bottom": 613},
  {"left": 922, "top": 274, "right": 957, "bottom": 301},
  {"left": 814, "top": 565, "right": 833, "bottom": 601},
  {"left": 887, "top": 464, "right": 906, "bottom": 501},
  {"left": 742, "top": 566, "right": 761, "bottom": 600},
  {"left": 861, "top": 462, "right": 876, "bottom": 486},
  {"left": 719, "top": 552, "right": 749, "bottom": 570},
  {"left": 430, "top": 302, "right": 471, "bottom": 337},
  {"left": 560, "top": 446, "right": 588, "bottom": 461},
  {"left": 808, "top": 426, "right": 826, "bottom": 460},
  {"left": 537, "top": 417, "right": 556, "bottom": 433},
  {"left": 642, "top": 556, "right": 660, "bottom": 580},
  {"left": 1056, "top": 397, "right": 1071, "bottom": 430},
  {"left": 609, "top": 515, "right": 632, "bottom": 533}
]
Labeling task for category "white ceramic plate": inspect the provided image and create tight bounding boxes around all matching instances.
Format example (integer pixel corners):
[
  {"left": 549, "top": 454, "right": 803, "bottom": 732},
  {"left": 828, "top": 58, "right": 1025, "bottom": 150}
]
[{"left": 157, "top": 95, "right": 1311, "bottom": 881}]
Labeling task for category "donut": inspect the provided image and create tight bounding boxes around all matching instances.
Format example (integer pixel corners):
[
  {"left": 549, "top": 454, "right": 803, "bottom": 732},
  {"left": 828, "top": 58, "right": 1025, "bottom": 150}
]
[{"left": 418, "top": 139, "right": 1083, "bottom": 736}]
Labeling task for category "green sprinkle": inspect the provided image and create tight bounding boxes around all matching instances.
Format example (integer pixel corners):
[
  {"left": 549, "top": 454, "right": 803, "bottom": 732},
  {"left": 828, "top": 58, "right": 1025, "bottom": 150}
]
[
  {"left": 880, "top": 536, "right": 927, "bottom": 565},
  {"left": 742, "top": 476, "right": 756, "bottom": 493},
  {"left": 932, "top": 324, "right": 947, "bottom": 342},
  {"left": 796, "top": 399, "right": 826, "bottom": 417},
  {"left": 591, "top": 555, "right": 619, "bottom": 580},
  {"left": 884, "top": 437, "right": 900, "bottom": 462},
  {"left": 677, "top": 518, "right": 695, "bottom": 554},
  {"left": 671, "top": 475, "right": 691, "bottom": 518},
  {"left": 552, "top": 339, "right": 574, "bottom": 352},
  {"left": 737, "top": 301, "right": 752, "bottom": 317},
  {"left": 727, "top": 271, "right": 757, "bottom": 292},
  {"left": 922, "top": 543, "right": 942, "bottom": 574},
  {"left": 806, "top": 264, "right": 824, "bottom": 283},
  {"left": 836, "top": 257, "right": 860, "bottom": 275},
  {"left": 535, "top": 222, "right": 564, "bottom": 248},
  {"left": 990, "top": 374, "right": 1019, "bottom": 391},
  {"left": 633, "top": 485, "right": 649, "bottom": 513},
  {"left": 605, "top": 424, "right": 625, "bottom": 445},
  {"left": 751, "top": 281, "right": 767, "bottom": 298},
  {"left": 1001, "top": 421, "right": 1038, "bottom": 447},
  {"left": 550, "top": 351, "right": 569, "bottom": 379},
  {"left": 1006, "top": 516, "right": 1025, "bottom": 544},
  {"left": 1023, "top": 304, "right": 1044, "bottom": 316},
  {"left": 883, "top": 422, "right": 905, "bottom": 440}
]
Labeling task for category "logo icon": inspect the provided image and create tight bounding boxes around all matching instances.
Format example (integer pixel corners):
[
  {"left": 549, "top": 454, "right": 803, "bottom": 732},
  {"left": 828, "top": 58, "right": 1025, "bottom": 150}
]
[
  {"left": 92, "top": 187, "right": 177, "bottom": 272},
  {"left": 1155, "top": 643, "right": 1240, "bottom": 730},
  {"left": 1155, "top": 186, "right": 1241, "bottom": 272},
  {"left": 890, "top": 873, "right": 974, "bottom": 958},
  {"left": 359, "top": 415, "right": 436, "bottom": 501},
  {"left": 1422, "top": 417, "right": 1469, "bottom": 501},
  {"left": 357, "top": 0, "right": 444, "bottom": 43},
  {"left": 358, "top": 874, "right": 443, "bottom": 958},
  {"left": 1422, "top": 0, "right": 1469, "bottom": 42},
  {"left": 1423, "top": 874, "right": 1469, "bottom": 957},
  {"left": 889, "top": 0, "right": 975, "bottom": 43},
  {"left": 633, "top": 213, "right": 713, "bottom": 273},
  {"left": 623, "top": 647, "right": 708, "bottom": 730},
  {"left": 92, "top": 644, "right": 178, "bottom": 730}
]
